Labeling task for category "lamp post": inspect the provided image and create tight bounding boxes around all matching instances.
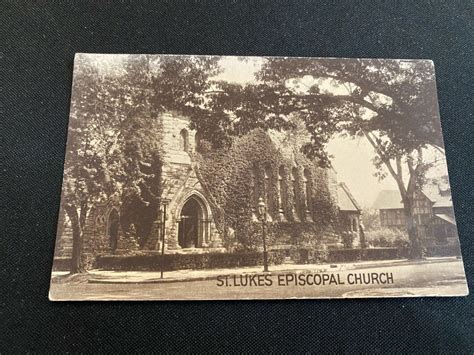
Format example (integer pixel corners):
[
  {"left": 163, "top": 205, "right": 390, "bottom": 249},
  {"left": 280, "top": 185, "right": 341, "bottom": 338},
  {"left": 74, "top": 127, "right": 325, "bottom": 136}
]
[
  {"left": 258, "top": 197, "right": 269, "bottom": 272},
  {"left": 155, "top": 209, "right": 164, "bottom": 249},
  {"left": 160, "top": 198, "right": 171, "bottom": 279}
]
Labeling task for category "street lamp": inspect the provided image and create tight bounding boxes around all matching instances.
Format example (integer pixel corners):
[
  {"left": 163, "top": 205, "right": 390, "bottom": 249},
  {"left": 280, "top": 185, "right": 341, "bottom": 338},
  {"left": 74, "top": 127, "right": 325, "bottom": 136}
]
[
  {"left": 258, "top": 197, "right": 269, "bottom": 272},
  {"left": 160, "top": 198, "right": 171, "bottom": 279}
]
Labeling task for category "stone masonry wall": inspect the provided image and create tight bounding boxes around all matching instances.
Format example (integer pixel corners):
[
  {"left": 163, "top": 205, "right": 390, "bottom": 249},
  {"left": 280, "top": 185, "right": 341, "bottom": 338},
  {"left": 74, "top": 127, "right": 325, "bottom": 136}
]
[{"left": 155, "top": 111, "right": 221, "bottom": 250}]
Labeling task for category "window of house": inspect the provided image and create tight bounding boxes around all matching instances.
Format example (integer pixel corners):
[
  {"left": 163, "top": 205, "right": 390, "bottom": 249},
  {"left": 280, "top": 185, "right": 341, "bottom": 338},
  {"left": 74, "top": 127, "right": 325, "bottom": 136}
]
[
  {"left": 303, "top": 168, "right": 311, "bottom": 210},
  {"left": 383, "top": 210, "right": 404, "bottom": 226},
  {"left": 395, "top": 210, "right": 405, "bottom": 225},
  {"left": 291, "top": 166, "right": 298, "bottom": 208}
]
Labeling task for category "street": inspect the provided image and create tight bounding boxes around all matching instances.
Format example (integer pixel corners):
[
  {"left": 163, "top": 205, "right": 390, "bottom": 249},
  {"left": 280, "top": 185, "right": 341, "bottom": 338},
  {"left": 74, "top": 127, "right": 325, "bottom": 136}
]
[{"left": 49, "top": 260, "right": 468, "bottom": 301}]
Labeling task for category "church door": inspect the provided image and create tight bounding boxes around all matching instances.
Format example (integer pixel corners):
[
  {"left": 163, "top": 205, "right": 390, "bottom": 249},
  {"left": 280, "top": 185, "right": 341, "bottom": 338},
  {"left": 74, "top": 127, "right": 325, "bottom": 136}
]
[{"left": 178, "top": 198, "right": 201, "bottom": 248}]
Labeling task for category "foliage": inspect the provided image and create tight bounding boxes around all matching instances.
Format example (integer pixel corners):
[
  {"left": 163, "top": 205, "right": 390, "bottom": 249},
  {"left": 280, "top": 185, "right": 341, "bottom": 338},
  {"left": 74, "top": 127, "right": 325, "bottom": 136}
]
[
  {"left": 365, "top": 227, "right": 409, "bottom": 248},
  {"left": 191, "top": 58, "right": 445, "bottom": 259},
  {"left": 276, "top": 222, "right": 340, "bottom": 248},
  {"left": 196, "top": 129, "right": 338, "bottom": 250},
  {"left": 340, "top": 231, "right": 355, "bottom": 249},
  {"left": 425, "top": 245, "right": 461, "bottom": 257},
  {"left": 119, "top": 55, "right": 221, "bottom": 246},
  {"left": 119, "top": 224, "right": 141, "bottom": 254},
  {"left": 61, "top": 54, "right": 128, "bottom": 273},
  {"left": 259, "top": 58, "right": 442, "bottom": 150},
  {"left": 62, "top": 54, "right": 221, "bottom": 273},
  {"left": 361, "top": 208, "right": 381, "bottom": 230},
  {"left": 96, "top": 250, "right": 286, "bottom": 271},
  {"left": 292, "top": 247, "right": 409, "bottom": 264},
  {"left": 63, "top": 55, "right": 446, "bottom": 270}
]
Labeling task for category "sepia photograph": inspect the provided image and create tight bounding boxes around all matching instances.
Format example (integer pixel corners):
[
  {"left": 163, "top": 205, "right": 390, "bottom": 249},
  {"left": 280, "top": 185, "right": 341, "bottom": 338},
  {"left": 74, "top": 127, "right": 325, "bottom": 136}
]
[{"left": 49, "top": 54, "right": 468, "bottom": 301}]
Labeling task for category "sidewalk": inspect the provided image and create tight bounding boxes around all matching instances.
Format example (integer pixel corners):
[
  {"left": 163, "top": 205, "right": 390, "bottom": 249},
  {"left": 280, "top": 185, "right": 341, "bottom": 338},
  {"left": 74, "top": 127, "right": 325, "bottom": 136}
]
[{"left": 51, "top": 257, "right": 460, "bottom": 284}]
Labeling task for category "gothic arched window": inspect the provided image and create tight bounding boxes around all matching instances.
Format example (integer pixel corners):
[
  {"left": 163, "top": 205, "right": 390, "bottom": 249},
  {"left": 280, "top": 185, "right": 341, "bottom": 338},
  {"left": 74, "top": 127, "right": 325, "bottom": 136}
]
[
  {"left": 303, "top": 168, "right": 311, "bottom": 210},
  {"left": 291, "top": 166, "right": 300, "bottom": 220},
  {"left": 291, "top": 167, "right": 298, "bottom": 204},
  {"left": 194, "top": 130, "right": 202, "bottom": 152},
  {"left": 180, "top": 129, "right": 189, "bottom": 152},
  {"left": 278, "top": 166, "right": 285, "bottom": 215}
]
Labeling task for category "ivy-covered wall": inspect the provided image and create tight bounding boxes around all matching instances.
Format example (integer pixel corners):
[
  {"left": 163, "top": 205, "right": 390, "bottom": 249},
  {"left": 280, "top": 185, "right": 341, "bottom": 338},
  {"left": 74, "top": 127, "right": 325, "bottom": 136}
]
[
  {"left": 196, "top": 129, "right": 340, "bottom": 250},
  {"left": 58, "top": 122, "right": 344, "bottom": 264}
]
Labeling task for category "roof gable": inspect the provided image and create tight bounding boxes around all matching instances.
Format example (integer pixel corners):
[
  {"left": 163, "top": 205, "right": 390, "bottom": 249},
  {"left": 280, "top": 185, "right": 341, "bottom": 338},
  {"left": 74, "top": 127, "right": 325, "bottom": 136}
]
[
  {"left": 337, "top": 183, "right": 361, "bottom": 212},
  {"left": 373, "top": 186, "right": 453, "bottom": 210},
  {"left": 434, "top": 213, "right": 456, "bottom": 225},
  {"left": 372, "top": 190, "right": 404, "bottom": 209},
  {"left": 422, "top": 185, "right": 453, "bottom": 208}
]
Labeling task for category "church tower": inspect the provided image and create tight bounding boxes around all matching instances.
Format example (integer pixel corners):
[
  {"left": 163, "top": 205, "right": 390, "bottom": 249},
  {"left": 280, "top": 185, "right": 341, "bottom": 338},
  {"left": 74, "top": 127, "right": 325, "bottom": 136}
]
[{"left": 151, "top": 111, "right": 222, "bottom": 251}]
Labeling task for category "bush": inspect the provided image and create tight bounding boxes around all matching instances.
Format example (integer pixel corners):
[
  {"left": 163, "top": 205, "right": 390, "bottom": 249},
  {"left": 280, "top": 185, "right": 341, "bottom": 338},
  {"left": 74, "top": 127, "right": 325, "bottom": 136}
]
[
  {"left": 365, "top": 227, "right": 409, "bottom": 248},
  {"left": 119, "top": 224, "right": 140, "bottom": 254},
  {"left": 96, "top": 250, "right": 286, "bottom": 271},
  {"left": 341, "top": 231, "right": 355, "bottom": 249},
  {"left": 326, "top": 249, "right": 362, "bottom": 263},
  {"left": 425, "top": 245, "right": 461, "bottom": 257},
  {"left": 291, "top": 247, "right": 409, "bottom": 264}
]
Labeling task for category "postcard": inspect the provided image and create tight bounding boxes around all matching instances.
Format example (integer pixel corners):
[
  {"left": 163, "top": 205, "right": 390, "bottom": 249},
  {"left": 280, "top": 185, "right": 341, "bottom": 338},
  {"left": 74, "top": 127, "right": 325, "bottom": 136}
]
[{"left": 49, "top": 54, "right": 468, "bottom": 300}]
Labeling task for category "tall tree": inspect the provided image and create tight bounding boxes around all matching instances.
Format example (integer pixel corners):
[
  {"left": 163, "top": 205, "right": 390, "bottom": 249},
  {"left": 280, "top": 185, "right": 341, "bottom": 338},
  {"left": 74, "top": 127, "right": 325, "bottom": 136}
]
[
  {"left": 114, "top": 55, "right": 163, "bottom": 247},
  {"left": 192, "top": 58, "right": 444, "bottom": 259},
  {"left": 62, "top": 54, "right": 220, "bottom": 273},
  {"left": 118, "top": 55, "right": 221, "bottom": 246},
  {"left": 61, "top": 54, "right": 126, "bottom": 273}
]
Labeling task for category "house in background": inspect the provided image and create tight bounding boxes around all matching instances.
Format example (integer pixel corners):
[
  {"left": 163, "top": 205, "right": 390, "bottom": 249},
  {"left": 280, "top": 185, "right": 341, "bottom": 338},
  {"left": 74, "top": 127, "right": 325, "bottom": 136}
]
[
  {"left": 337, "top": 182, "right": 362, "bottom": 247},
  {"left": 372, "top": 187, "right": 458, "bottom": 246}
]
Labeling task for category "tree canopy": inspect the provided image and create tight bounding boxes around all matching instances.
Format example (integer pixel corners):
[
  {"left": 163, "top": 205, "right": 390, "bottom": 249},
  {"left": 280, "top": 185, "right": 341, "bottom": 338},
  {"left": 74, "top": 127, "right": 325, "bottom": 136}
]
[
  {"left": 63, "top": 55, "right": 446, "bottom": 269},
  {"left": 62, "top": 54, "right": 221, "bottom": 271},
  {"left": 190, "top": 58, "right": 443, "bottom": 167},
  {"left": 189, "top": 57, "right": 445, "bottom": 258}
]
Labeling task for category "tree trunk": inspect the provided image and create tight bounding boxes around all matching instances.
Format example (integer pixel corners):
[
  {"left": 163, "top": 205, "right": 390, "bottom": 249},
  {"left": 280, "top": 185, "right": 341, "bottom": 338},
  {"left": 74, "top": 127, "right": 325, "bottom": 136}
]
[
  {"left": 402, "top": 196, "right": 423, "bottom": 259},
  {"left": 361, "top": 132, "right": 426, "bottom": 260},
  {"left": 65, "top": 205, "right": 86, "bottom": 274}
]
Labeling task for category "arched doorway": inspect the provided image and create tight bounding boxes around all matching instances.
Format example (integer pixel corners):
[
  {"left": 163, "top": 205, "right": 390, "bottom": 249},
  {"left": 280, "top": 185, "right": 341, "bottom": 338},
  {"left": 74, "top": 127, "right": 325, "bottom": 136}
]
[
  {"left": 178, "top": 197, "right": 204, "bottom": 248},
  {"left": 107, "top": 209, "right": 120, "bottom": 252}
]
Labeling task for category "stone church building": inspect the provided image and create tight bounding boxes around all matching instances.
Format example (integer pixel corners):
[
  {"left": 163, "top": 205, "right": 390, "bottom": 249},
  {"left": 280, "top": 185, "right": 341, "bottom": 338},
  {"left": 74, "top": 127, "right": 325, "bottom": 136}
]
[
  {"left": 54, "top": 111, "right": 362, "bottom": 263},
  {"left": 147, "top": 111, "right": 223, "bottom": 250}
]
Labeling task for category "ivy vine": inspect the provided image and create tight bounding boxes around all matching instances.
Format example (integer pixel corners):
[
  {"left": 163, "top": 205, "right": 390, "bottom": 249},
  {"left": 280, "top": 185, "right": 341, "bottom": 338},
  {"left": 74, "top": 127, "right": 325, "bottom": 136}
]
[{"left": 197, "top": 129, "right": 339, "bottom": 250}]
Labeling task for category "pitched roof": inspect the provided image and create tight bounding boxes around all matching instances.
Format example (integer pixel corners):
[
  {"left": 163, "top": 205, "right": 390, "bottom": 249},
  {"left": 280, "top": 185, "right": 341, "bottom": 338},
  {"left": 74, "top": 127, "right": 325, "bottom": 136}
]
[
  {"left": 373, "top": 187, "right": 453, "bottom": 210},
  {"left": 372, "top": 190, "right": 403, "bottom": 209},
  {"left": 435, "top": 214, "right": 456, "bottom": 225},
  {"left": 422, "top": 185, "right": 453, "bottom": 208},
  {"left": 337, "top": 183, "right": 361, "bottom": 212}
]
